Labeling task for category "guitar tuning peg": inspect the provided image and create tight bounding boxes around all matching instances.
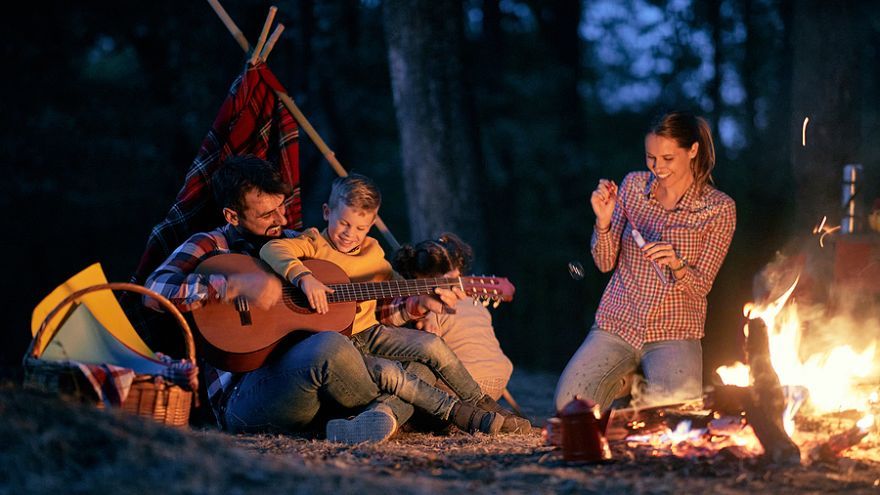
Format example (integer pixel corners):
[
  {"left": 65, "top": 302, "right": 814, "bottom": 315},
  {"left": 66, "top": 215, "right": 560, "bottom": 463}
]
[
  {"left": 472, "top": 297, "right": 480, "bottom": 307},
  {"left": 492, "top": 298, "right": 501, "bottom": 309},
  {"left": 482, "top": 297, "right": 491, "bottom": 307}
]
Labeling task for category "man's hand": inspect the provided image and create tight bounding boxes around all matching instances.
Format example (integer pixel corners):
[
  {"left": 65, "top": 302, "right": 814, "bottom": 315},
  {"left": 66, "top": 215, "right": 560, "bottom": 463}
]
[
  {"left": 413, "top": 316, "right": 440, "bottom": 333},
  {"left": 225, "top": 272, "right": 282, "bottom": 310},
  {"left": 298, "top": 274, "right": 334, "bottom": 314},
  {"left": 410, "top": 286, "right": 466, "bottom": 316}
]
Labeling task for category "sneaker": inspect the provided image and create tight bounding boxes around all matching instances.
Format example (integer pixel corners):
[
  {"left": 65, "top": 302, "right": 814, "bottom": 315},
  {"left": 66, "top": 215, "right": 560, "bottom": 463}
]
[
  {"left": 449, "top": 401, "right": 505, "bottom": 435},
  {"left": 476, "top": 394, "right": 518, "bottom": 418},
  {"left": 326, "top": 409, "right": 398, "bottom": 444},
  {"left": 499, "top": 414, "right": 532, "bottom": 434}
]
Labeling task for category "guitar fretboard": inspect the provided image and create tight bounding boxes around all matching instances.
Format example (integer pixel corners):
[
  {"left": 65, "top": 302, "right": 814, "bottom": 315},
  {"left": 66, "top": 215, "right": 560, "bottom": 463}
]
[{"left": 281, "top": 277, "right": 465, "bottom": 304}]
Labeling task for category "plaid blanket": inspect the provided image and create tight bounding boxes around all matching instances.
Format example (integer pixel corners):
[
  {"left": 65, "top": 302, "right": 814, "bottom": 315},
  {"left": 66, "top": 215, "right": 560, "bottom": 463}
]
[{"left": 132, "top": 61, "right": 301, "bottom": 284}]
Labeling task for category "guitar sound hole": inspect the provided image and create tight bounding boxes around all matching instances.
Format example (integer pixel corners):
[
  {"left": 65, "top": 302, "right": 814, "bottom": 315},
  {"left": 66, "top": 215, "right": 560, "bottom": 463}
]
[{"left": 282, "top": 289, "right": 313, "bottom": 314}]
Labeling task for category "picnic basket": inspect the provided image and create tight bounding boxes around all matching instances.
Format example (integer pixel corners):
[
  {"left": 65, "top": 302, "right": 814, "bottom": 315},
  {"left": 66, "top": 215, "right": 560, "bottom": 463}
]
[{"left": 23, "top": 282, "right": 197, "bottom": 427}]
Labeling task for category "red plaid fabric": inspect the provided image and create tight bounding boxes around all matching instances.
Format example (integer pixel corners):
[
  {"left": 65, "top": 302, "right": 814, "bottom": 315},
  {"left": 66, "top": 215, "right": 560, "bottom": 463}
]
[
  {"left": 75, "top": 363, "right": 135, "bottom": 407},
  {"left": 132, "top": 62, "right": 301, "bottom": 284},
  {"left": 591, "top": 171, "right": 736, "bottom": 348}
]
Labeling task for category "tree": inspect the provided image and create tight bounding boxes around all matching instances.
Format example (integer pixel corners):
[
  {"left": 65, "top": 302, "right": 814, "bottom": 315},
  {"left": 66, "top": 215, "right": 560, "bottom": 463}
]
[{"left": 382, "top": 0, "right": 487, "bottom": 263}]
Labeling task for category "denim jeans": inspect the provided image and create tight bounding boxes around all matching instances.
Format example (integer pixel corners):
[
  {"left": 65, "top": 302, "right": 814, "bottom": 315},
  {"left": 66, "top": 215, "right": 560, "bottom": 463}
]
[
  {"left": 351, "top": 325, "right": 484, "bottom": 403},
  {"left": 554, "top": 327, "right": 702, "bottom": 411},
  {"left": 361, "top": 355, "right": 459, "bottom": 419},
  {"left": 224, "top": 332, "right": 416, "bottom": 432}
]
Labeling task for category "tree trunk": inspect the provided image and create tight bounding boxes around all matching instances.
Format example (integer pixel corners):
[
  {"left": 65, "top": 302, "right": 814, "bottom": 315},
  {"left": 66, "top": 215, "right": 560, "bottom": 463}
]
[
  {"left": 382, "top": 0, "right": 487, "bottom": 264},
  {"left": 790, "top": 0, "right": 864, "bottom": 229}
]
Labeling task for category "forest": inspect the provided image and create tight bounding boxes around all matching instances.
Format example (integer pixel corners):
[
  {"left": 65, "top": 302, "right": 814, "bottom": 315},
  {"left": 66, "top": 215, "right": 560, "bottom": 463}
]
[{"left": 3, "top": 0, "right": 880, "bottom": 379}]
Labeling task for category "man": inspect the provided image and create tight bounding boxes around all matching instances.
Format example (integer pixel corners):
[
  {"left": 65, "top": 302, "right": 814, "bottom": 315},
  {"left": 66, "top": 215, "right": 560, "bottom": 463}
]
[{"left": 144, "top": 155, "right": 475, "bottom": 443}]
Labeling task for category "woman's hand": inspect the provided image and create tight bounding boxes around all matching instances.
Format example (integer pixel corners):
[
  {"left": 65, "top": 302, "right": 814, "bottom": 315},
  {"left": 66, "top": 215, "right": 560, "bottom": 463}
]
[
  {"left": 641, "top": 241, "right": 682, "bottom": 269},
  {"left": 298, "top": 274, "right": 334, "bottom": 314},
  {"left": 591, "top": 179, "right": 618, "bottom": 230}
]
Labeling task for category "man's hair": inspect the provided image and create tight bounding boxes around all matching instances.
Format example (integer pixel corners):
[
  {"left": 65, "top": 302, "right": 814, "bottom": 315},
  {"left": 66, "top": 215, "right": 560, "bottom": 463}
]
[
  {"left": 212, "top": 155, "right": 291, "bottom": 213},
  {"left": 327, "top": 173, "right": 382, "bottom": 211}
]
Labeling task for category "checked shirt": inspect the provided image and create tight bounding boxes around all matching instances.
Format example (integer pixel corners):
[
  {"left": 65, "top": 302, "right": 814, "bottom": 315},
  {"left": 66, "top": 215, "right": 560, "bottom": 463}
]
[{"left": 591, "top": 171, "right": 736, "bottom": 349}]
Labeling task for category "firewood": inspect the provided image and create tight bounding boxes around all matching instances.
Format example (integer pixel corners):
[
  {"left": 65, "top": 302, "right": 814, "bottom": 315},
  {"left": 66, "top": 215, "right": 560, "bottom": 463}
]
[{"left": 744, "top": 318, "right": 802, "bottom": 466}]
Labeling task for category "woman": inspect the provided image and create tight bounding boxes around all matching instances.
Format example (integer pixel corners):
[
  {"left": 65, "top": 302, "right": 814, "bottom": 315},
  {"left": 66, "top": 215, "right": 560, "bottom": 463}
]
[{"left": 554, "top": 111, "right": 736, "bottom": 411}]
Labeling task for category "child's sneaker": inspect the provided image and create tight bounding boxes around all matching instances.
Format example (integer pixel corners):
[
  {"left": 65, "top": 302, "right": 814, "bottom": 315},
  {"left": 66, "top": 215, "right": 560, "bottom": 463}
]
[
  {"left": 449, "top": 401, "right": 505, "bottom": 434},
  {"left": 326, "top": 409, "right": 398, "bottom": 444}
]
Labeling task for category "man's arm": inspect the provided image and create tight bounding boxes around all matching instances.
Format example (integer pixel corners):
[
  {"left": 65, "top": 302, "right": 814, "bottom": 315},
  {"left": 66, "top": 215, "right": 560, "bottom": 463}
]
[{"left": 143, "top": 233, "right": 227, "bottom": 312}]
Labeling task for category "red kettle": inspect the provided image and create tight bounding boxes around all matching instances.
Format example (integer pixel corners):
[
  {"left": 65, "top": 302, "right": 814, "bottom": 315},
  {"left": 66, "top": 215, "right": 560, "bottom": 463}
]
[{"left": 559, "top": 397, "right": 612, "bottom": 462}]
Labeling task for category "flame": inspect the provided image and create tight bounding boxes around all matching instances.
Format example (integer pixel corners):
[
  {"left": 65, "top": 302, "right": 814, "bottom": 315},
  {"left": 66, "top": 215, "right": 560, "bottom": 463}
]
[
  {"left": 858, "top": 414, "right": 875, "bottom": 431},
  {"left": 716, "top": 275, "right": 878, "bottom": 432}
]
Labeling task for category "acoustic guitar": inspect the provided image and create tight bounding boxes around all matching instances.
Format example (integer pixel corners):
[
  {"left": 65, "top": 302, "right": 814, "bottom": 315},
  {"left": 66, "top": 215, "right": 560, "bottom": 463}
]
[{"left": 192, "top": 253, "right": 515, "bottom": 372}]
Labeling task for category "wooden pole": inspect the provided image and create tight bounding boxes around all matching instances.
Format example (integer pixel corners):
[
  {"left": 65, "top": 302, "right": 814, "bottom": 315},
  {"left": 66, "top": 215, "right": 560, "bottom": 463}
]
[
  {"left": 259, "top": 24, "right": 285, "bottom": 62},
  {"left": 250, "top": 6, "right": 277, "bottom": 65},
  {"left": 205, "top": 0, "right": 249, "bottom": 52},
  {"left": 204, "top": 0, "right": 401, "bottom": 250}
]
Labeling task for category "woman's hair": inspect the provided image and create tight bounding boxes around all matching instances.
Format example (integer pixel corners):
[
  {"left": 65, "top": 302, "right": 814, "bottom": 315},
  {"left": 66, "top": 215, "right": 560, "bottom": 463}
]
[
  {"left": 648, "top": 110, "right": 716, "bottom": 194},
  {"left": 391, "top": 233, "right": 474, "bottom": 278}
]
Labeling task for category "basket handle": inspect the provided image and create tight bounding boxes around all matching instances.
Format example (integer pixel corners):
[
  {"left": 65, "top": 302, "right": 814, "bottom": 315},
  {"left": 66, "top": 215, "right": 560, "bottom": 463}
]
[{"left": 26, "top": 282, "right": 195, "bottom": 364}]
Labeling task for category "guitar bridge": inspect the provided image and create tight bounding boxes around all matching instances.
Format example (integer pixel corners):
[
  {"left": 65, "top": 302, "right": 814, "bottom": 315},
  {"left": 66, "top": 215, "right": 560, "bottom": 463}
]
[{"left": 234, "top": 296, "right": 252, "bottom": 326}]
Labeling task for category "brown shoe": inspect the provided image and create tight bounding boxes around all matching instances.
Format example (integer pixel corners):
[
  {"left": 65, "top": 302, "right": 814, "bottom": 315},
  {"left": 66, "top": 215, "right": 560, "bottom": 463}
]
[
  {"left": 449, "top": 401, "right": 505, "bottom": 434},
  {"left": 499, "top": 414, "right": 532, "bottom": 434},
  {"left": 477, "top": 395, "right": 518, "bottom": 418}
]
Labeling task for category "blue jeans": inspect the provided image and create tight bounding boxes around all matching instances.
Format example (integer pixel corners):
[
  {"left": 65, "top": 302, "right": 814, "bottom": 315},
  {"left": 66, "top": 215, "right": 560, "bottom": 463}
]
[
  {"left": 554, "top": 327, "right": 702, "bottom": 411},
  {"left": 223, "top": 332, "right": 416, "bottom": 432},
  {"left": 351, "top": 325, "right": 485, "bottom": 403}
]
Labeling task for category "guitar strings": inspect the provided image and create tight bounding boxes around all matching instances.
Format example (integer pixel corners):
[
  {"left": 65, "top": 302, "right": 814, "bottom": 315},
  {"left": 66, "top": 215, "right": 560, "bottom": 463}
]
[{"left": 266, "top": 277, "right": 506, "bottom": 308}]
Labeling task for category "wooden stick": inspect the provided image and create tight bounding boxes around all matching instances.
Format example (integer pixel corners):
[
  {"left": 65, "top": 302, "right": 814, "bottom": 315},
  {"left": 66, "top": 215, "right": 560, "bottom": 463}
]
[
  {"left": 205, "top": 0, "right": 249, "bottom": 52},
  {"left": 250, "top": 6, "right": 278, "bottom": 65},
  {"left": 259, "top": 23, "right": 285, "bottom": 62},
  {"left": 205, "top": 0, "right": 401, "bottom": 250}
]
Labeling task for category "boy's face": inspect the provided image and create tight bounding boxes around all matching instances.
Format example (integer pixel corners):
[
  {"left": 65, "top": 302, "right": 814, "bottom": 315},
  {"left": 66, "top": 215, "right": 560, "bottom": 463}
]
[{"left": 323, "top": 203, "right": 376, "bottom": 253}]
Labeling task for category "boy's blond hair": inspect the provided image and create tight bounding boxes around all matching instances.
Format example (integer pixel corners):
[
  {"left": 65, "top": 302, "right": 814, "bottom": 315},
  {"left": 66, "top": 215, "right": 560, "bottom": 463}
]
[{"left": 328, "top": 173, "right": 382, "bottom": 211}]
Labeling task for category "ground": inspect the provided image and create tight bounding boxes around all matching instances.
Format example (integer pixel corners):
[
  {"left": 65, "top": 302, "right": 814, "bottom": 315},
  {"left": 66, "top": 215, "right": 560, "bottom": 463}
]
[{"left": 2, "top": 369, "right": 879, "bottom": 494}]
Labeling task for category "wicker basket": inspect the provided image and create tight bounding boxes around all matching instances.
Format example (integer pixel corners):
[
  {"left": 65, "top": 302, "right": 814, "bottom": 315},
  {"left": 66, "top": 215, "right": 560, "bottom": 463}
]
[{"left": 23, "top": 282, "right": 196, "bottom": 427}]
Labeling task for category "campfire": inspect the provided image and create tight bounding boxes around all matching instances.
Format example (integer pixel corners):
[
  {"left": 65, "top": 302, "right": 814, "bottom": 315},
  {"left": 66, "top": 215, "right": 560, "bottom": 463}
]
[{"left": 578, "top": 274, "right": 880, "bottom": 464}]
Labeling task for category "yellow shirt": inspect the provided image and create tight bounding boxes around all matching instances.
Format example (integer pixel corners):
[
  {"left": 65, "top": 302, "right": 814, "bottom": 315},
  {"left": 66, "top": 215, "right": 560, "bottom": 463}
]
[{"left": 259, "top": 228, "right": 393, "bottom": 334}]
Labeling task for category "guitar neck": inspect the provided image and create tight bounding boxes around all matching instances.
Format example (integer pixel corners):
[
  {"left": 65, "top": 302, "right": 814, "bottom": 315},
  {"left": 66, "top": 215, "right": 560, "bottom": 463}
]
[{"left": 323, "top": 278, "right": 462, "bottom": 303}]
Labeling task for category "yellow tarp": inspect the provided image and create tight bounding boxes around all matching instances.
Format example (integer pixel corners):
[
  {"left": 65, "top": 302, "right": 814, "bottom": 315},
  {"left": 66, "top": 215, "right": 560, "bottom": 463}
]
[{"left": 31, "top": 263, "right": 156, "bottom": 358}]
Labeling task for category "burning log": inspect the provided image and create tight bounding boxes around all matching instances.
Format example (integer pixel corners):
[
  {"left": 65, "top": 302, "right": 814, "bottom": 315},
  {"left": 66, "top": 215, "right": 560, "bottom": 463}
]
[
  {"left": 744, "top": 317, "right": 802, "bottom": 466},
  {"left": 808, "top": 415, "right": 874, "bottom": 463}
]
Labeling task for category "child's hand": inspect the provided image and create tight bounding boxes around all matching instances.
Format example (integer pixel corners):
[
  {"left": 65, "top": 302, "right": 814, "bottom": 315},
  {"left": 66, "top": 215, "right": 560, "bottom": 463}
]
[
  {"left": 298, "top": 274, "right": 334, "bottom": 314},
  {"left": 226, "top": 272, "right": 282, "bottom": 310},
  {"left": 590, "top": 179, "right": 617, "bottom": 229}
]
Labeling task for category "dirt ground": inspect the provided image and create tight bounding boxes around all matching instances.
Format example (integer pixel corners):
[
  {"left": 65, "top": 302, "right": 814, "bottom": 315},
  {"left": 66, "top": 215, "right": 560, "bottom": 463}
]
[{"left": 2, "top": 369, "right": 880, "bottom": 494}]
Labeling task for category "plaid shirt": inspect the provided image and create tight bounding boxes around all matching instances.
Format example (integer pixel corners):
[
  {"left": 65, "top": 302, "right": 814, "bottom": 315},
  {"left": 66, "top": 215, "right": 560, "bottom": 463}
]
[
  {"left": 143, "top": 224, "right": 298, "bottom": 423},
  {"left": 132, "top": 62, "right": 301, "bottom": 285},
  {"left": 592, "top": 171, "right": 736, "bottom": 348}
]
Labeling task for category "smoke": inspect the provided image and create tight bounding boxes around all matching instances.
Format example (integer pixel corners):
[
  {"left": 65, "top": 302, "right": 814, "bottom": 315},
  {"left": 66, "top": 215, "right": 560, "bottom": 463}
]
[{"left": 751, "top": 244, "right": 880, "bottom": 379}]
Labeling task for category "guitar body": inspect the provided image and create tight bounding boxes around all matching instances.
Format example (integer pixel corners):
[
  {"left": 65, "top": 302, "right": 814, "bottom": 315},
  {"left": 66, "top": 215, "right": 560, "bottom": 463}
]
[{"left": 193, "top": 254, "right": 356, "bottom": 372}]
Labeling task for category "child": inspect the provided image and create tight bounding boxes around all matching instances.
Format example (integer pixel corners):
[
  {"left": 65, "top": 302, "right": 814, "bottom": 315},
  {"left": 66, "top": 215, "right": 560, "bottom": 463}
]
[
  {"left": 260, "top": 174, "right": 530, "bottom": 439},
  {"left": 392, "top": 233, "right": 514, "bottom": 400}
]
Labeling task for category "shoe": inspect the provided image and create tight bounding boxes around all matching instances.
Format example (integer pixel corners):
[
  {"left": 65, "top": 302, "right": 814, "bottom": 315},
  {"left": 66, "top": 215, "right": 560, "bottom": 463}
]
[
  {"left": 449, "top": 401, "right": 505, "bottom": 435},
  {"left": 499, "top": 414, "right": 532, "bottom": 434},
  {"left": 326, "top": 409, "right": 398, "bottom": 444},
  {"left": 476, "top": 394, "right": 518, "bottom": 418}
]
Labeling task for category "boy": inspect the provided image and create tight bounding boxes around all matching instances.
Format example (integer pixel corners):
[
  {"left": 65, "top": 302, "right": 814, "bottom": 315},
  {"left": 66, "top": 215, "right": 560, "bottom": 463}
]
[{"left": 260, "top": 174, "right": 529, "bottom": 438}]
